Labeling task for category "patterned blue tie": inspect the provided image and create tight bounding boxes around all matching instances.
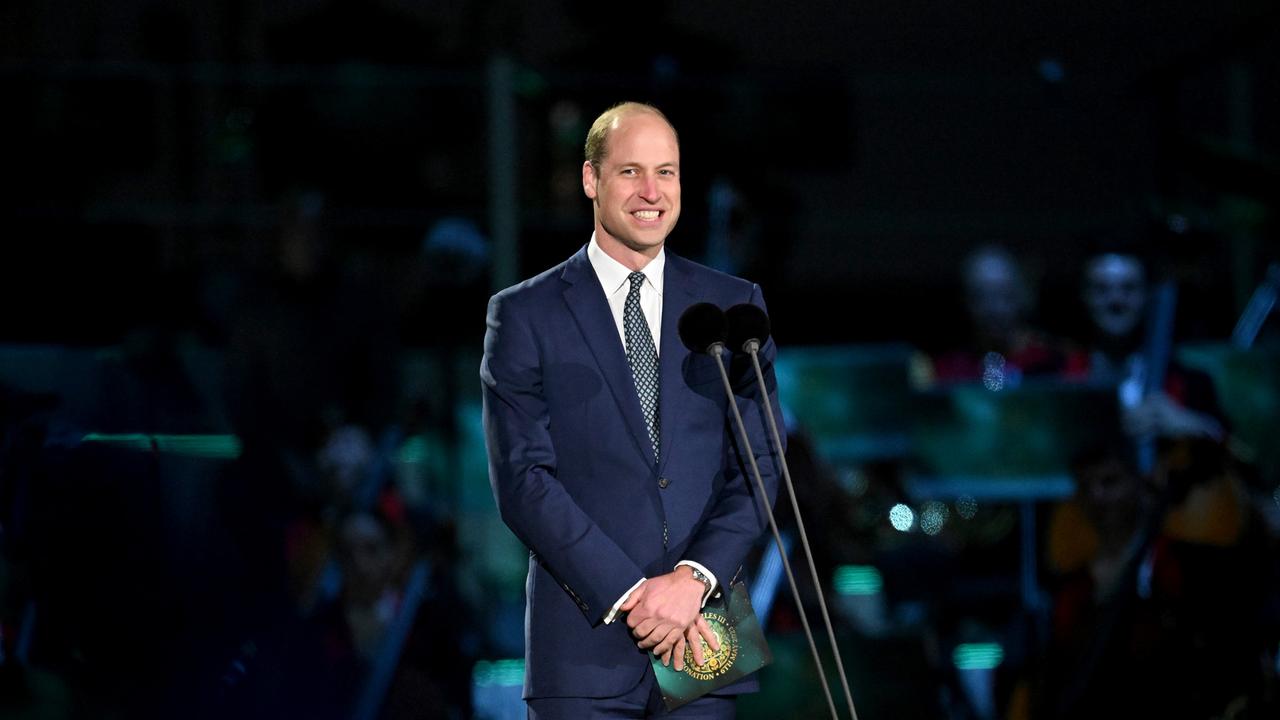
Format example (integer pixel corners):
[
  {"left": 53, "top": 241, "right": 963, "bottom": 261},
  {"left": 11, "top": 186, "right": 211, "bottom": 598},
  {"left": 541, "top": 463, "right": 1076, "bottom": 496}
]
[{"left": 624, "top": 271, "right": 660, "bottom": 462}]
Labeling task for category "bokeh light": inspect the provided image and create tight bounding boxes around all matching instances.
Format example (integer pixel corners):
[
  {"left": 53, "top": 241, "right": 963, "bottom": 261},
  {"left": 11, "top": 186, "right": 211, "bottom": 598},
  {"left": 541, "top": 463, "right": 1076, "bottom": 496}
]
[
  {"left": 920, "top": 501, "right": 950, "bottom": 536},
  {"left": 889, "top": 503, "right": 915, "bottom": 532}
]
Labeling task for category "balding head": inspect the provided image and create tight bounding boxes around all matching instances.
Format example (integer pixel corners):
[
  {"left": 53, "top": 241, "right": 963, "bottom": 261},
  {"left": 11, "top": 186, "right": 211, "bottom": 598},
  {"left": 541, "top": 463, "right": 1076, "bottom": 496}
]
[{"left": 584, "top": 101, "right": 679, "bottom": 169}]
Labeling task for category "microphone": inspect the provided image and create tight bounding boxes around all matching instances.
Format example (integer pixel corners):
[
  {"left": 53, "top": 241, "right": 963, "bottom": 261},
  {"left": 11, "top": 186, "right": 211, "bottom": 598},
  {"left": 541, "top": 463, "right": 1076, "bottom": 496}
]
[
  {"left": 724, "top": 303, "right": 860, "bottom": 720},
  {"left": 725, "top": 302, "right": 770, "bottom": 354},
  {"left": 676, "top": 304, "right": 847, "bottom": 720},
  {"left": 677, "top": 302, "right": 728, "bottom": 354}
]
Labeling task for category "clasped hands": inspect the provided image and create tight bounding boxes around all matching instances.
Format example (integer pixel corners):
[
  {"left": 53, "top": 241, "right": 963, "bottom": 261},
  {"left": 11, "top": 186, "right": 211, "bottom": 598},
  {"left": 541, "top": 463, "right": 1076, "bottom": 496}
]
[{"left": 620, "top": 566, "right": 720, "bottom": 671}]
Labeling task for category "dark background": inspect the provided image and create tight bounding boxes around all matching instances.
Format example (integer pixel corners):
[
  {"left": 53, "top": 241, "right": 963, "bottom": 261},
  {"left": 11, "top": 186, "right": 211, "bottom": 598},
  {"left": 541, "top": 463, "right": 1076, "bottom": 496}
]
[{"left": 3, "top": 0, "right": 1277, "bottom": 349}]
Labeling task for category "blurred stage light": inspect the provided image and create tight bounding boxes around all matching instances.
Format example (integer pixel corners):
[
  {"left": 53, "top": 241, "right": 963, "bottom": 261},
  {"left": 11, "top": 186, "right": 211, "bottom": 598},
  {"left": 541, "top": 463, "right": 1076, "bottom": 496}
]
[
  {"left": 952, "top": 643, "right": 1003, "bottom": 671},
  {"left": 982, "top": 352, "right": 1007, "bottom": 392},
  {"left": 473, "top": 659, "right": 524, "bottom": 688},
  {"left": 833, "top": 565, "right": 884, "bottom": 596},
  {"left": 889, "top": 503, "right": 915, "bottom": 532},
  {"left": 472, "top": 659, "right": 524, "bottom": 720},
  {"left": 920, "top": 501, "right": 950, "bottom": 536},
  {"left": 80, "top": 433, "right": 242, "bottom": 459}
]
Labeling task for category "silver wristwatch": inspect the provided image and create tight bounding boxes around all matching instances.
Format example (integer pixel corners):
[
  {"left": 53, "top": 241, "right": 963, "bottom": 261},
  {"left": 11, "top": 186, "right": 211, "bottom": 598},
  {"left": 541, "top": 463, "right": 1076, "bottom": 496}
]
[{"left": 689, "top": 567, "right": 712, "bottom": 595}]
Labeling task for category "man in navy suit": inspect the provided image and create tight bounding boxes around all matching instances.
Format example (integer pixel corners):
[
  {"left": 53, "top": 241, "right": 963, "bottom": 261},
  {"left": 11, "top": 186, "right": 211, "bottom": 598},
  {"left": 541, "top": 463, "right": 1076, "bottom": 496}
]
[{"left": 482, "top": 101, "right": 783, "bottom": 718}]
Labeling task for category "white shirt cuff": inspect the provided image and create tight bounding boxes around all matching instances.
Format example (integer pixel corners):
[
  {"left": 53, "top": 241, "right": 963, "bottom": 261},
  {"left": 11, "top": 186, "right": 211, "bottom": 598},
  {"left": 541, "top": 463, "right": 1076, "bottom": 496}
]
[
  {"left": 603, "top": 577, "right": 647, "bottom": 624},
  {"left": 676, "top": 560, "right": 718, "bottom": 606}
]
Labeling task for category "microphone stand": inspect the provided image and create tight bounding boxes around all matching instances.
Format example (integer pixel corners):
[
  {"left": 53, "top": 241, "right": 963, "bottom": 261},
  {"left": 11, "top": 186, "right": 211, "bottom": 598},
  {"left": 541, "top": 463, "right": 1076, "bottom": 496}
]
[
  {"left": 704, "top": 341, "right": 842, "bottom": 720},
  {"left": 1232, "top": 262, "right": 1279, "bottom": 349},
  {"left": 742, "top": 338, "right": 861, "bottom": 720},
  {"left": 1137, "top": 279, "right": 1177, "bottom": 475}
]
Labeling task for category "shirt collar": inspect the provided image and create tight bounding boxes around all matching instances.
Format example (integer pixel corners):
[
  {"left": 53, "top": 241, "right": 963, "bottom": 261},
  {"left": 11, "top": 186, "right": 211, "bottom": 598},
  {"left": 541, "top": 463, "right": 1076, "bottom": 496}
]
[{"left": 587, "top": 233, "right": 665, "bottom": 296}]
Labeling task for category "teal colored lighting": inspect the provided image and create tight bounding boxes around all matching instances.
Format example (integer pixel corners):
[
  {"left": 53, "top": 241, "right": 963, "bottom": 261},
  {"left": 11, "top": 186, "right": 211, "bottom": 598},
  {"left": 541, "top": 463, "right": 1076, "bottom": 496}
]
[
  {"left": 397, "top": 435, "right": 430, "bottom": 464},
  {"left": 81, "top": 433, "right": 242, "bottom": 460},
  {"left": 473, "top": 659, "right": 525, "bottom": 688},
  {"left": 952, "top": 643, "right": 1003, "bottom": 671},
  {"left": 888, "top": 503, "right": 915, "bottom": 532},
  {"left": 81, "top": 433, "right": 153, "bottom": 452},
  {"left": 833, "top": 565, "right": 883, "bottom": 596}
]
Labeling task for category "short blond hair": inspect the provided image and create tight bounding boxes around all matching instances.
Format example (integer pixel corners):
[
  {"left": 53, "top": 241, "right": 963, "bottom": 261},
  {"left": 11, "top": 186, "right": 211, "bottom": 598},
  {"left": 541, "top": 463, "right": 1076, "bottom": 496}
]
[{"left": 583, "top": 101, "right": 678, "bottom": 168}]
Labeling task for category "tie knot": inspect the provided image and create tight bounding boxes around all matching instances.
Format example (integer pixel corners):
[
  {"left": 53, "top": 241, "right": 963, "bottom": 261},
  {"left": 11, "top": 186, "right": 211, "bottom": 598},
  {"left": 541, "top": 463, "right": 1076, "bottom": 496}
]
[{"left": 628, "top": 271, "right": 646, "bottom": 293}]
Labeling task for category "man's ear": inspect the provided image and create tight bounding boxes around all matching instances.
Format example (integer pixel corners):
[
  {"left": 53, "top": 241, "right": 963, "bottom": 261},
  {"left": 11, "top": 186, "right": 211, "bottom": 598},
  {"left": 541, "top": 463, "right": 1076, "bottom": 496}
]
[{"left": 582, "top": 161, "right": 598, "bottom": 200}]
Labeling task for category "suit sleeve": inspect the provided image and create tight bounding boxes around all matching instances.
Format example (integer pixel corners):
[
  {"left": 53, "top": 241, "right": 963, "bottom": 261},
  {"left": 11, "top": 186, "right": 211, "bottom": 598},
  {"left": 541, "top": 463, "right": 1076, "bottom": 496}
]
[
  {"left": 481, "top": 292, "right": 646, "bottom": 625},
  {"left": 682, "top": 283, "right": 784, "bottom": 589}
]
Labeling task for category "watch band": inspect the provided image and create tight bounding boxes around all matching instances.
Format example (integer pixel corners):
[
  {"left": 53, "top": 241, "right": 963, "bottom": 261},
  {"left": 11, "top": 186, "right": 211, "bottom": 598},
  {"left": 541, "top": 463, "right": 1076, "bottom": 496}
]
[{"left": 689, "top": 566, "right": 713, "bottom": 595}]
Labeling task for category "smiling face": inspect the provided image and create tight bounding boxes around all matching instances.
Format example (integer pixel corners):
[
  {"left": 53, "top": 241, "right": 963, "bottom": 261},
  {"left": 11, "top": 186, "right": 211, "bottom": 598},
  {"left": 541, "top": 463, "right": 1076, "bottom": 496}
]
[
  {"left": 1084, "top": 253, "right": 1146, "bottom": 340},
  {"left": 582, "top": 110, "right": 681, "bottom": 268}
]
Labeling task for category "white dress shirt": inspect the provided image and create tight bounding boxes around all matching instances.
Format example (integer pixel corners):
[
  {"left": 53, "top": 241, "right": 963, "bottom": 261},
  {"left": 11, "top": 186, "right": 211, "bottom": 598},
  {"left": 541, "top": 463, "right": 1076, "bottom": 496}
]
[
  {"left": 586, "top": 235, "right": 718, "bottom": 624},
  {"left": 587, "top": 234, "right": 664, "bottom": 355}
]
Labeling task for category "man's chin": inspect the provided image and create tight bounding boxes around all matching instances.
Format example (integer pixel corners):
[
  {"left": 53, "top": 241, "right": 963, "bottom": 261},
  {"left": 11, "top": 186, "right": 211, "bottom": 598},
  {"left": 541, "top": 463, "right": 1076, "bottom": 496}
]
[
  {"left": 607, "top": 230, "right": 671, "bottom": 254},
  {"left": 625, "top": 237, "right": 668, "bottom": 254}
]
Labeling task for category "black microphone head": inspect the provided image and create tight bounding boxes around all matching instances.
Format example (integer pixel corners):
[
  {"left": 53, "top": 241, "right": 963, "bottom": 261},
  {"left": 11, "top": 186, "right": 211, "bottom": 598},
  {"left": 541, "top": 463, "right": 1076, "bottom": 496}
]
[
  {"left": 678, "top": 303, "right": 727, "bottom": 353},
  {"left": 726, "top": 303, "right": 771, "bottom": 352}
]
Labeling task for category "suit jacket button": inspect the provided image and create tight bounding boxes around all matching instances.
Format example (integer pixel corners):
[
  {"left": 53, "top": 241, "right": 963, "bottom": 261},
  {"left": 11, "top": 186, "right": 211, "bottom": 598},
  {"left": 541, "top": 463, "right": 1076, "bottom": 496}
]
[{"left": 658, "top": 477, "right": 670, "bottom": 489}]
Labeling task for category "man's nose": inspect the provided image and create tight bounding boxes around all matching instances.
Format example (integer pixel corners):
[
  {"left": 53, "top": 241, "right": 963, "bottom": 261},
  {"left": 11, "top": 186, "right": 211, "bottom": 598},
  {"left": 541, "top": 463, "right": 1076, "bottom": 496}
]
[{"left": 639, "top": 175, "right": 660, "bottom": 201}]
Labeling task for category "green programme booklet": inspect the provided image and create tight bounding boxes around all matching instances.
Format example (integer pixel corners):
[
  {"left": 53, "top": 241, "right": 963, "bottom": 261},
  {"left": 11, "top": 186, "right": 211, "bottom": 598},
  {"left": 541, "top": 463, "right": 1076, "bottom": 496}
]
[{"left": 650, "top": 581, "right": 773, "bottom": 710}]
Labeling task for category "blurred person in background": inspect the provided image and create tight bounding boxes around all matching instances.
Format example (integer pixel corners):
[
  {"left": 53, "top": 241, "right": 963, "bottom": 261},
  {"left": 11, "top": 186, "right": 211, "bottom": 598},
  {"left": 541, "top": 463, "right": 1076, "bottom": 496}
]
[
  {"left": 1027, "top": 443, "right": 1274, "bottom": 718},
  {"left": 1017, "top": 244, "right": 1277, "bottom": 719},
  {"left": 1066, "top": 246, "right": 1244, "bottom": 547},
  {"left": 221, "top": 499, "right": 473, "bottom": 720},
  {"left": 1070, "top": 249, "right": 1226, "bottom": 443},
  {"left": 922, "top": 245, "right": 1070, "bottom": 387},
  {"left": 220, "top": 189, "right": 403, "bottom": 622},
  {"left": 313, "top": 506, "right": 472, "bottom": 720}
]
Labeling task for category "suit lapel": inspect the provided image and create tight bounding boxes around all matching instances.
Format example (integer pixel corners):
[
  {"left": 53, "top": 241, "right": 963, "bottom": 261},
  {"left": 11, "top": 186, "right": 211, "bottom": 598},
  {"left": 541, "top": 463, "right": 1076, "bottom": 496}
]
[
  {"left": 561, "top": 247, "right": 659, "bottom": 468},
  {"left": 657, "top": 254, "right": 698, "bottom": 477}
]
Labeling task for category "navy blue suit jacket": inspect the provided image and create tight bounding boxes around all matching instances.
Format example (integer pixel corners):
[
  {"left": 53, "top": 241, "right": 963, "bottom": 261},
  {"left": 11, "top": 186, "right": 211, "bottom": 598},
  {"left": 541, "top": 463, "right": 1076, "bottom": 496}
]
[{"left": 481, "top": 246, "right": 783, "bottom": 700}]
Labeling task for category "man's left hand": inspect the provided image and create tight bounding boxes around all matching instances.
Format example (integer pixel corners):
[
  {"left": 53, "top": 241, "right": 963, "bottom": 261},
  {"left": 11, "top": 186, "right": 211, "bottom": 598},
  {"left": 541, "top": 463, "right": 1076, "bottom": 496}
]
[
  {"left": 619, "top": 567, "right": 706, "bottom": 654},
  {"left": 654, "top": 615, "right": 721, "bottom": 671}
]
